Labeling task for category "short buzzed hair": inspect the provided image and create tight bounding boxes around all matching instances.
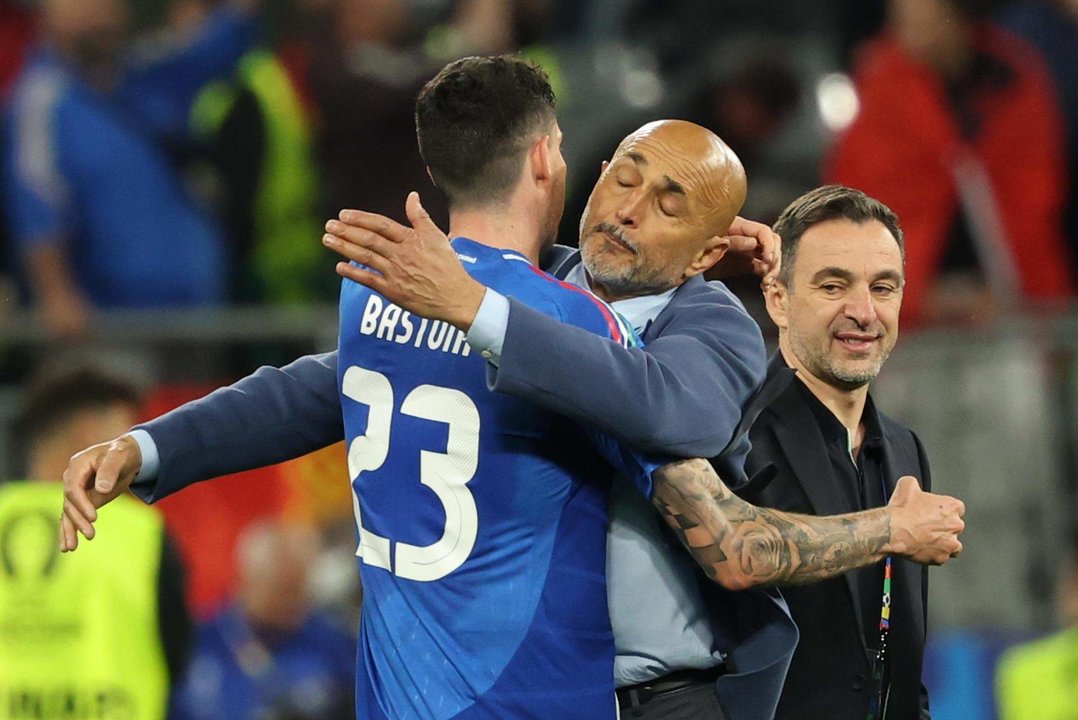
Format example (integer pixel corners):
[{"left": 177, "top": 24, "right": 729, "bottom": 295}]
[
  {"left": 773, "top": 185, "right": 904, "bottom": 286},
  {"left": 415, "top": 55, "right": 557, "bottom": 209}
]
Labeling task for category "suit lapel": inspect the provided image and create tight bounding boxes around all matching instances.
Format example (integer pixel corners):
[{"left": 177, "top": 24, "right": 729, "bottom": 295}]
[
  {"left": 542, "top": 245, "right": 582, "bottom": 279},
  {"left": 767, "top": 355, "right": 870, "bottom": 654}
]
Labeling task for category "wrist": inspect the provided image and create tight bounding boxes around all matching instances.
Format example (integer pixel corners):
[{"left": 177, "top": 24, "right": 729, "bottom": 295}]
[
  {"left": 881, "top": 507, "right": 908, "bottom": 557},
  {"left": 447, "top": 280, "right": 486, "bottom": 332}
]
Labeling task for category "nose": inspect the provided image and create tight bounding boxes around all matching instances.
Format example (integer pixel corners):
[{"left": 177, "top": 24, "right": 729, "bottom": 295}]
[
  {"left": 844, "top": 286, "right": 878, "bottom": 327},
  {"left": 615, "top": 189, "right": 646, "bottom": 228}
]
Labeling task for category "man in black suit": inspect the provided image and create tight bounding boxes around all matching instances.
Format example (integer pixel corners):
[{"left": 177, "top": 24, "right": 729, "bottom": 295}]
[{"left": 745, "top": 184, "right": 935, "bottom": 719}]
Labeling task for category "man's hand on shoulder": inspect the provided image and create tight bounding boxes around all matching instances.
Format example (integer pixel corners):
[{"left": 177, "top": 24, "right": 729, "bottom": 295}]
[
  {"left": 884, "top": 476, "right": 966, "bottom": 564},
  {"left": 60, "top": 435, "right": 143, "bottom": 552},
  {"left": 323, "top": 192, "right": 487, "bottom": 331}
]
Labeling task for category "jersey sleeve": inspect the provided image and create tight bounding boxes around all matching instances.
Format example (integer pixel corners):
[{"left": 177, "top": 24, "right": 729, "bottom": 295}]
[
  {"left": 4, "top": 71, "right": 70, "bottom": 251},
  {"left": 582, "top": 426, "right": 670, "bottom": 500}
]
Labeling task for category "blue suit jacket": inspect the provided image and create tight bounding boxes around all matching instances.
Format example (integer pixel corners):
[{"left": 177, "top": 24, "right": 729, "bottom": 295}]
[{"left": 136, "top": 245, "right": 796, "bottom": 720}]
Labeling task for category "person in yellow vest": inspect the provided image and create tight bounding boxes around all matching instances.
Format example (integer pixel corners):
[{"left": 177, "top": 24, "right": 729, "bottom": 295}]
[
  {"left": 0, "top": 365, "right": 192, "bottom": 720},
  {"left": 995, "top": 531, "right": 1078, "bottom": 720}
]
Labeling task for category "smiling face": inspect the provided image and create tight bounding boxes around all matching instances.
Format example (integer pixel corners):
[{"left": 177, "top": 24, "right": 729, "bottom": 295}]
[
  {"left": 577, "top": 120, "right": 746, "bottom": 301},
  {"left": 769, "top": 218, "right": 904, "bottom": 390}
]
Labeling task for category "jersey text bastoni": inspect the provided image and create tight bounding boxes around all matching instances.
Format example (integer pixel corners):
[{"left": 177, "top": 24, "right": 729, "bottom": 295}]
[{"left": 357, "top": 295, "right": 473, "bottom": 357}]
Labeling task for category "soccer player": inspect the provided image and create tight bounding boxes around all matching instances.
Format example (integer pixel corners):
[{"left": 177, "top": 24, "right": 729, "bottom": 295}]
[{"left": 336, "top": 57, "right": 644, "bottom": 718}]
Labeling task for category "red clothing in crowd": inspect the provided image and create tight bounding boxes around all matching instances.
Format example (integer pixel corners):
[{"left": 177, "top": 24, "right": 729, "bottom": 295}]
[
  {"left": 0, "top": 1, "right": 36, "bottom": 99},
  {"left": 827, "top": 27, "right": 1073, "bottom": 324}
]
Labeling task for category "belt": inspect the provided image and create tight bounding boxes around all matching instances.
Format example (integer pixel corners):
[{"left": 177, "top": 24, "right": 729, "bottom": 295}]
[{"left": 616, "top": 665, "right": 727, "bottom": 708}]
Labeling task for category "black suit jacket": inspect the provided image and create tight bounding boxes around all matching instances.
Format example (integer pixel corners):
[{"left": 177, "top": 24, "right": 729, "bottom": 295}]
[{"left": 741, "top": 354, "right": 932, "bottom": 720}]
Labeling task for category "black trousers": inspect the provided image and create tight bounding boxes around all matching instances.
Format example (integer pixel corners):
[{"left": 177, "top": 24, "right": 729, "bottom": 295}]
[{"left": 618, "top": 682, "right": 727, "bottom": 720}]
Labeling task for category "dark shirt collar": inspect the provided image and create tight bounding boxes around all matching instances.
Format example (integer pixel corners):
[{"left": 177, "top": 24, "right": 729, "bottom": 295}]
[{"left": 783, "top": 360, "right": 884, "bottom": 460}]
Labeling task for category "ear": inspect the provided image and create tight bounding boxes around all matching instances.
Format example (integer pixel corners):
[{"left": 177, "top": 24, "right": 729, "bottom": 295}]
[
  {"left": 529, "top": 134, "right": 552, "bottom": 186},
  {"left": 763, "top": 278, "right": 790, "bottom": 331},
  {"left": 683, "top": 235, "right": 730, "bottom": 279},
  {"left": 600, "top": 160, "right": 609, "bottom": 173}
]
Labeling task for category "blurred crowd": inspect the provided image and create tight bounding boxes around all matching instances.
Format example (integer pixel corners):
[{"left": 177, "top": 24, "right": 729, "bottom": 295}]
[
  {"left": 0, "top": 0, "right": 1075, "bottom": 336},
  {"left": 0, "top": 0, "right": 1076, "bottom": 718}
]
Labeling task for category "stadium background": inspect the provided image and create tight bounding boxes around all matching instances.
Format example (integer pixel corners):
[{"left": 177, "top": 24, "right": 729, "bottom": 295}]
[{"left": 1, "top": 0, "right": 1076, "bottom": 717}]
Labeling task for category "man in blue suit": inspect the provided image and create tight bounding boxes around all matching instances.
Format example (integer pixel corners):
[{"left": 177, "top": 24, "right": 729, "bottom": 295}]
[{"left": 59, "top": 61, "right": 964, "bottom": 720}]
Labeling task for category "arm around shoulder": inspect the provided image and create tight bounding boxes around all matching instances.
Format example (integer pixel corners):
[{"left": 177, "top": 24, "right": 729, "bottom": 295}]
[
  {"left": 137, "top": 351, "right": 343, "bottom": 500},
  {"left": 490, "top": 285, "right": 766, "bottom": 458}
]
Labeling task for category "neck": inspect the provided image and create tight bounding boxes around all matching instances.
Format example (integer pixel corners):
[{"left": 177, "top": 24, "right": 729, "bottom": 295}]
[
  {"left": 778, "top": 336, "right": 869, "bottom": 435},
  {"left": 448, "top": 207, "right": 543, "bottom": 265},
  {"left": 584, "top": 271, "right": 681, "bottom": 304}
]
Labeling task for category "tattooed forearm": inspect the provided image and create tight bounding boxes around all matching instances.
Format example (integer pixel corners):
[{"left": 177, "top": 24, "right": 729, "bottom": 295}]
[{"left": 651, "top": 458, "right": 891, "bottom": 589}]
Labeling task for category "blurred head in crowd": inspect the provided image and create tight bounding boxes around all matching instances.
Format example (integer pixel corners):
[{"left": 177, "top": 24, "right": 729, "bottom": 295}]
[
  {"left": 767, "top": 185, "right": 905, "bottom": 391},
  {"left": 577, "top": 119, "right": 745, "bottom": 302},
  {"left": 336, "top": 0, "right": 412, "bottom": 48},
  {"left": 446, "top": 0, "right": 556, "bottom": 57},
  {"left": 15, "top": 364, "right": 140, "bottom": 484},
  {"left": 236, "top": 521, "right": 321, "bottom": 636},
  {"left": 41, "top": 0, "right": 130, "bottom": 84},
  {"left": 416, "top": 55, "right": 564, "bottom": 247},
  {"left": 698, "top": 55, "right": 800, "bottom": 164},
  {"left": 887, "top": 0, "right": 993, "bottom": 78}
]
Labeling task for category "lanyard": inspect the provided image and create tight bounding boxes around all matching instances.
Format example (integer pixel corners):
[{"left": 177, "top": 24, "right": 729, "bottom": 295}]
[{"left": 866, "top": 462, "right": 893, "bottom": 720}]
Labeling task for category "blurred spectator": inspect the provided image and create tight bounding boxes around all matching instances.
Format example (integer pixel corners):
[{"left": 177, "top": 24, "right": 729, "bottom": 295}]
[
  {"left": 1, "top": 0, "right": 257, "bottom": 336},
  {"left": 0, "top": 364, "right": 191, "bottom": 719},
  {"left": 426, "top": 0, "right": 565, "bottom": 100},
  {"left": 0, "top": 0, "right": 36, "bottom": 100},
  {"left": 691, "top": 48, "right": 804, "bottom": 222},
  {"left": 172, "top": 520, "right": 355, "bottom": 720},
  {"left": 995, "top": 530, "right": 1078, "bottom": 719},
  {"left": 827, "top": 0, "right": 1074, "bottom": 326},
  {"left": 180, "top": 0, "right": 329, "bottom": 304},
  {"left": 302, "top": 0, "right": 447, "bottom": 227},
  {"left": 998, "top": 0, "right": 1078, "bottom": 279}
]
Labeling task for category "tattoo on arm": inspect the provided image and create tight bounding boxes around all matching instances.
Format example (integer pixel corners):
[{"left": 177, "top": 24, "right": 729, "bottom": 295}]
[{"left": 651, "top": 458, "right": 890, "bottom": 588}]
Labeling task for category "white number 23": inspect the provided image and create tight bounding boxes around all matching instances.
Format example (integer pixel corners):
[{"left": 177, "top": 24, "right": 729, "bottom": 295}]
[{"left": 342, "top": 365, "right": 480, "bottom": 582}]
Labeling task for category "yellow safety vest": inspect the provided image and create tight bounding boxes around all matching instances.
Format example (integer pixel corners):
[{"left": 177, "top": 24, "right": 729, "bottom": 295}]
[
  {"left": 191, "top": 50, "right": 324, "bottom": 304},
  {"left": 0, "top": 483, "right": 169, "bottom": 720},
  {"left": 995, "top": 626, "right": 1078, "bottom": 720}
]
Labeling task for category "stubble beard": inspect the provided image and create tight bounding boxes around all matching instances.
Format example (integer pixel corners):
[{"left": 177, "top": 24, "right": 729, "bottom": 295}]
[
  {"left": 579, "top": 233, "right": 678, "bottom": 300},
  {"left": 790, "top": 325, "right": 894, "bottom": 392}
]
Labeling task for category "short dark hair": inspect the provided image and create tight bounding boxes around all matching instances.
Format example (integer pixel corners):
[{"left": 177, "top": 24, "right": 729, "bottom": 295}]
[
  {"left": 15, "top": 365, "right": 141, "bottom": 447},
  {"left": 773, "top": 185, "right": 904, "bottom": 286},
  {"left": 415, "top": 55, "right": 556, "bottom": 209}
]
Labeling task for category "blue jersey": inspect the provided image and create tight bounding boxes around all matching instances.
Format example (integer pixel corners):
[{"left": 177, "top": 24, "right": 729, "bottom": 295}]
[{"left": 337, "top": 238, "right": 649, "bottom": 720}]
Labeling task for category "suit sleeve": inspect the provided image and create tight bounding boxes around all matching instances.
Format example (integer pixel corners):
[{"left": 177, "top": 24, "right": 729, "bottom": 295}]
[
  {"left": 914, "top": 431, "right": 932, "bottom": 719},
  {"left": 132, "top": 351, "right": 343, "bottom": 502},
  {"left": 489, "top": 287, "right": 765, "bottom": 458}
]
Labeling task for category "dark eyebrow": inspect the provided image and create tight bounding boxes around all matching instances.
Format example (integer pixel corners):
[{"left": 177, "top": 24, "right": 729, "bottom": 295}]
[
  {"left": 661, "top": 176, "right": 687, "bottom": 197},
  {"left": 810, "top": 267, "right": 855, "bottom": 284},
  {"left": 810, "top": 267, "right": 904, "bottom": 284},
  {"left": 624, "top": 152, "right": 686, "bottom": 196},
  {"left": 871, "top": 270, "right": 904, "bottom": 284}
]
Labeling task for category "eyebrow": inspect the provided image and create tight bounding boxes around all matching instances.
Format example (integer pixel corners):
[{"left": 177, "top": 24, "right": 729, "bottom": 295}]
[
  {"left": 624, "top": 152, "right": 687, "bottom": 197},
  {"left": 810, "top": 267, "right": 904, "bottom": 284}
]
